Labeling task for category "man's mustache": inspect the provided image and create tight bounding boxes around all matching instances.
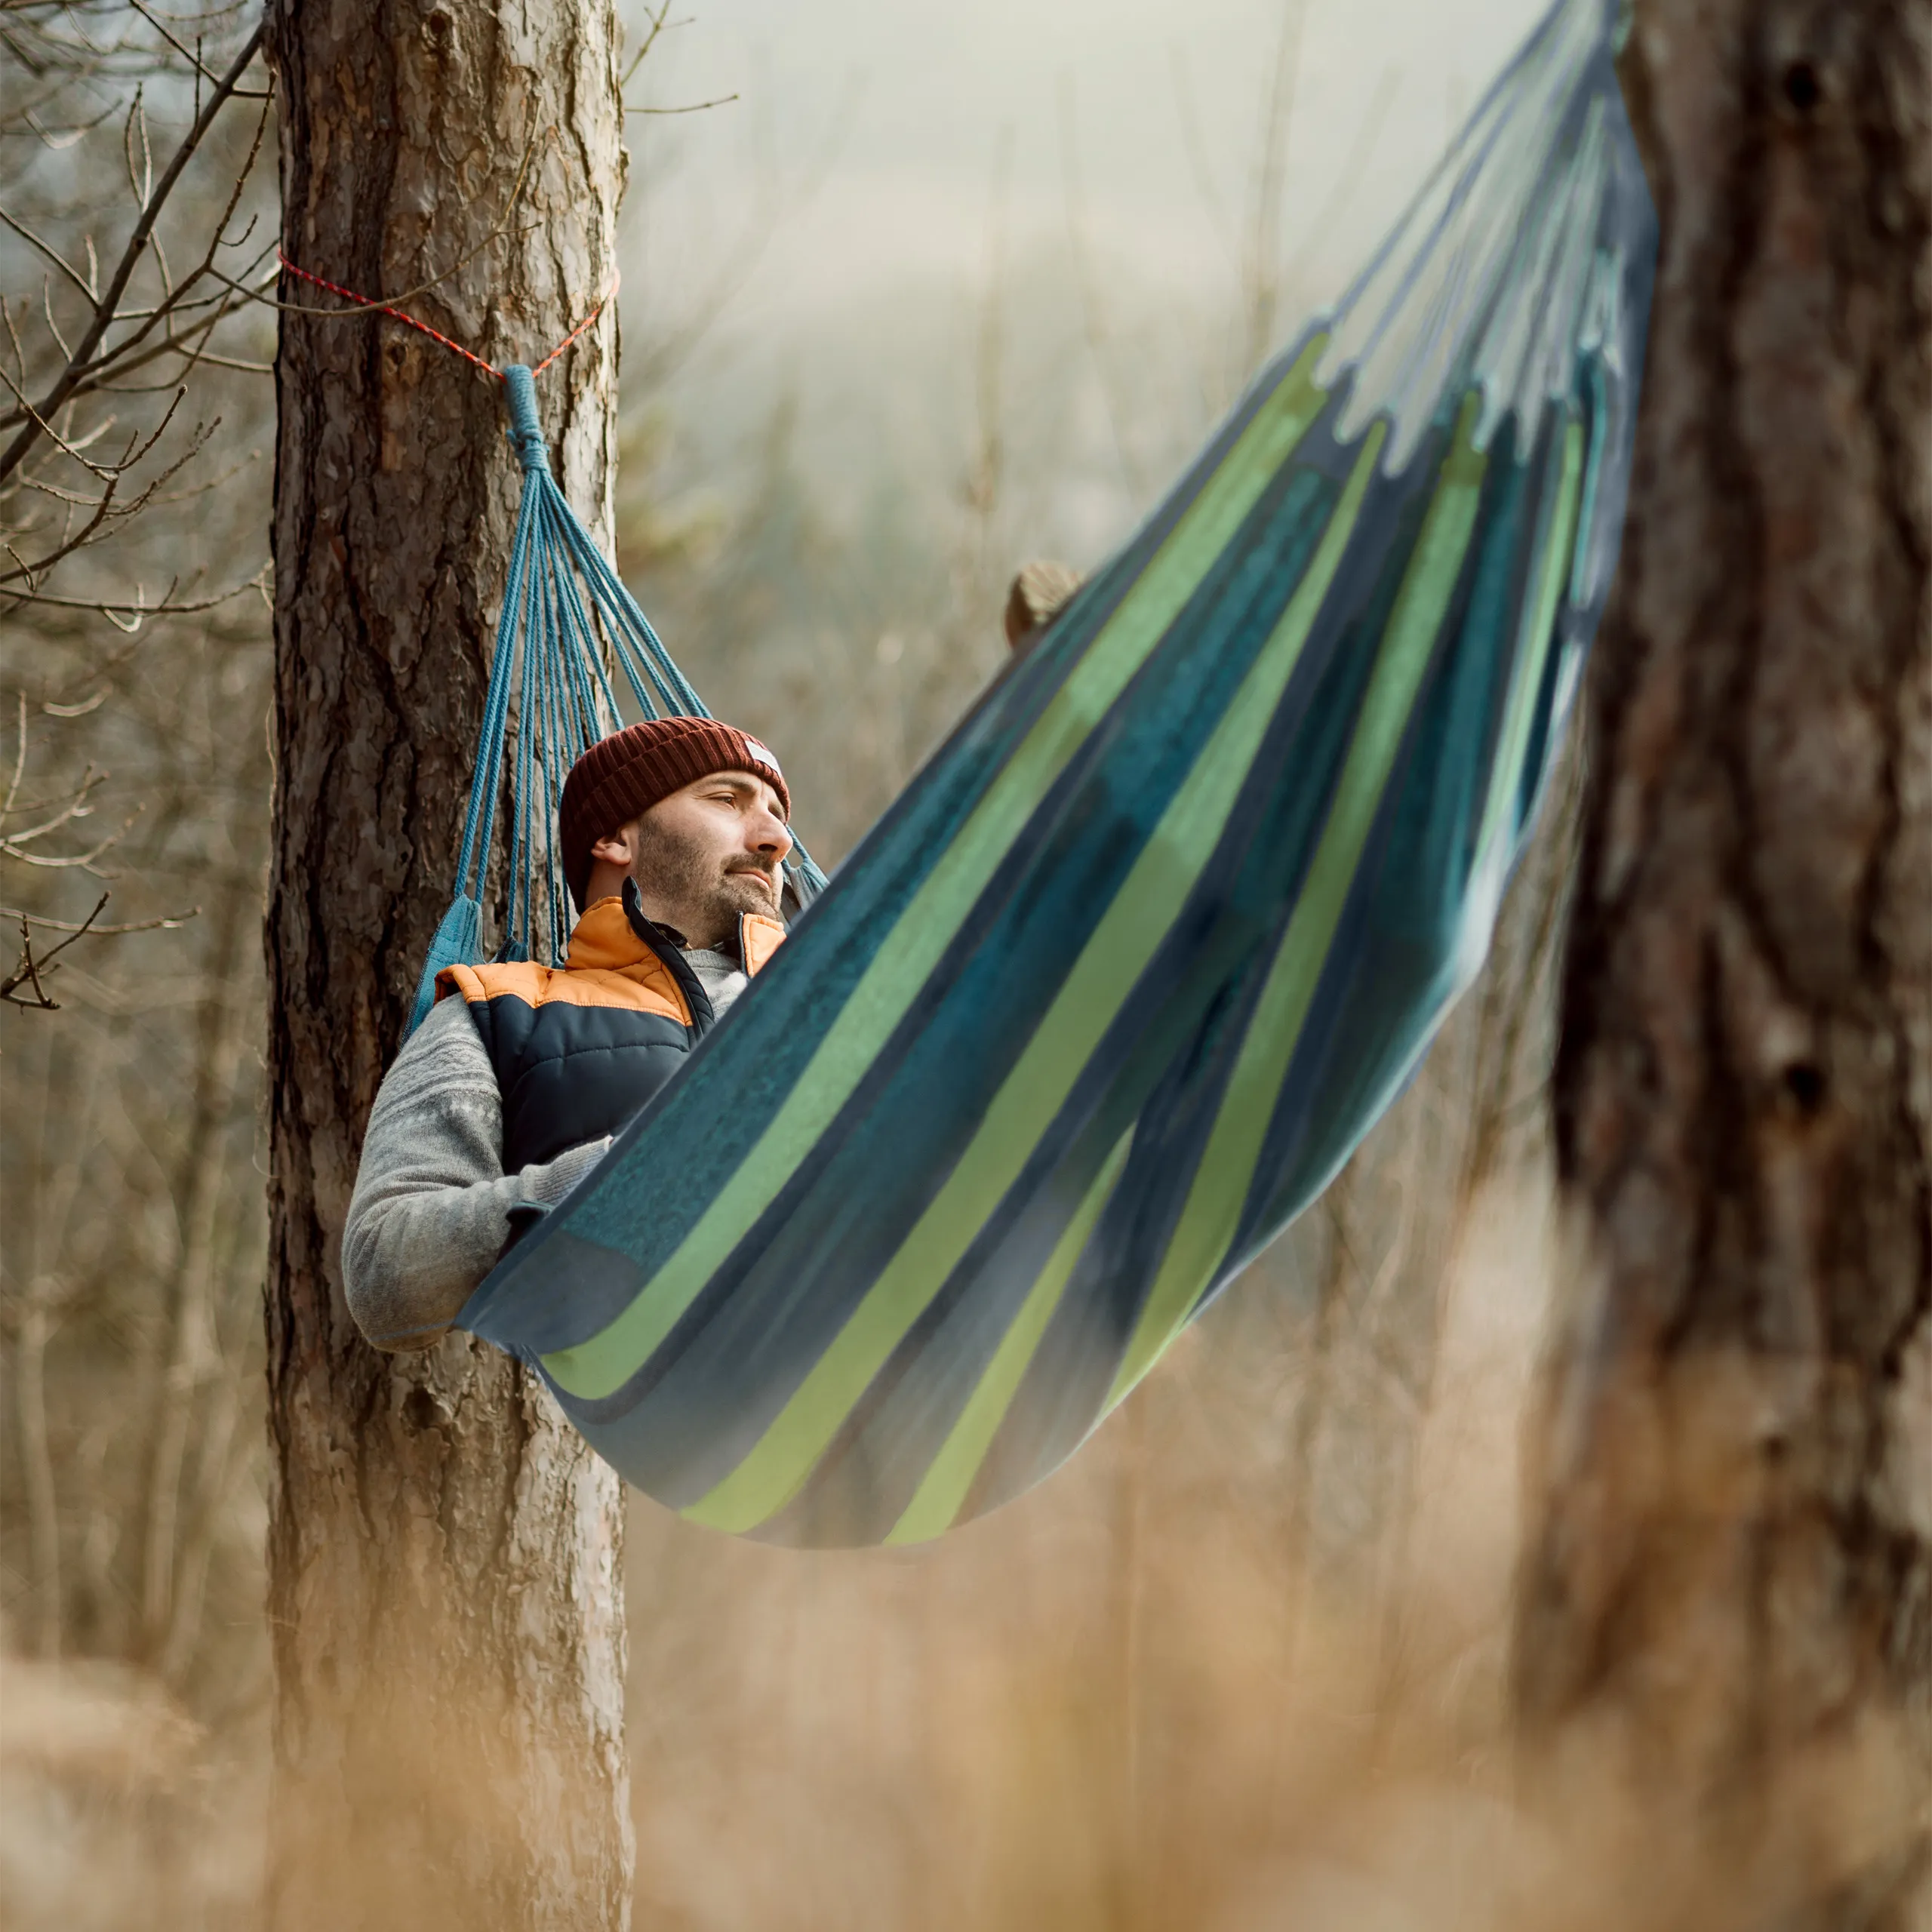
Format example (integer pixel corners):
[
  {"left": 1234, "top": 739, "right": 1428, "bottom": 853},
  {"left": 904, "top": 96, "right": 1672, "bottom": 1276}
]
[{"left": 724, "top": 858, "right": 780, "bottom": 888}]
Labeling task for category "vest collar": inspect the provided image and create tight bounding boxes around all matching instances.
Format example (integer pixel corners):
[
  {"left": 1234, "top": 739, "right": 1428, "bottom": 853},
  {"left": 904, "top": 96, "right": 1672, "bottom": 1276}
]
[
  {"left": 566, "top": 895, "right": 663, "bottom": 977},
  {"left": 739, "top": 910, "right": 786, "bottom": 976},
  {"left": 570, "top": 891, "right": 786, "bottom": 978}
]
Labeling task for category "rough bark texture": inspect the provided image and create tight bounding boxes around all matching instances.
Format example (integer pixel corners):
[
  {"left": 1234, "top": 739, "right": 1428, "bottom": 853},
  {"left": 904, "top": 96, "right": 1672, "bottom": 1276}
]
[
  {"left": 1518, "top": 1, "right": 1932, "bottom": 1923},
  {"left": 263, "top": 3, "right": 629, "bottom": 1927}
]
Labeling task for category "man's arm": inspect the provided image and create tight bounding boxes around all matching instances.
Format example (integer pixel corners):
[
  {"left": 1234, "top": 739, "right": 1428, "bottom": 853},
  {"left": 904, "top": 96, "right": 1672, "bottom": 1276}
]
[{"left": 342, "top": 996, "right": 610, "bottom": 1350}]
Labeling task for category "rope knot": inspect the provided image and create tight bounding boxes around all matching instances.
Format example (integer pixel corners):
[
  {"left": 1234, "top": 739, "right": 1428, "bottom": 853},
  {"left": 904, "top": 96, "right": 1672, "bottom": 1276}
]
[{"left": 503, "top": 365, "right": 550, "bottom": 474}]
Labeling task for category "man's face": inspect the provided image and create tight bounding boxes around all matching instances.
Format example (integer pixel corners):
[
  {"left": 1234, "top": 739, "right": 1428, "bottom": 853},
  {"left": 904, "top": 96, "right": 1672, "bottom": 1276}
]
[{"left": 601, "top": 769, "right": 792, "bottom": 951}]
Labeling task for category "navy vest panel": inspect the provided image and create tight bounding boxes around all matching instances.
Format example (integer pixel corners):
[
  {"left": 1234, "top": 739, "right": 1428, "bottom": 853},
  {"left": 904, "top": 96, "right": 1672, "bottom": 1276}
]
[{"left": 469, "top": 997, "right": 694, "bottom": 1172}]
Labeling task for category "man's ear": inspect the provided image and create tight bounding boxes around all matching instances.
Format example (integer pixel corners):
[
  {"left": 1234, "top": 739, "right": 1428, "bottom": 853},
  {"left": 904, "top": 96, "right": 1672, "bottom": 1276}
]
[{"left": 588, "top": 819, "right": 640, "bottom": 868}]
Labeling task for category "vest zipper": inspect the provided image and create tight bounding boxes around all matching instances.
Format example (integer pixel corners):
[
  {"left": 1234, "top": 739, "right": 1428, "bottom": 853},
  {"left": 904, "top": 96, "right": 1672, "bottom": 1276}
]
[{"left": 621, "top": 878, "right": 714, "bottom": 1039}]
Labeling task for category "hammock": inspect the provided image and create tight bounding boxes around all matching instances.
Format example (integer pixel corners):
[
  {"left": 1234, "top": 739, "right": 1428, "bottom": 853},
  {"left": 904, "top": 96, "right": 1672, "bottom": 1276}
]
[{"left": 450, "top": 0, "right": 1655, "bottom": 1546}]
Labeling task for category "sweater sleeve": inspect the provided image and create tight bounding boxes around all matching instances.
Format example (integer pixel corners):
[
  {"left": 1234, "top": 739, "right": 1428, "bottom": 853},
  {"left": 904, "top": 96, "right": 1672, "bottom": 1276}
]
[{"left": 341, "top": 995, "right": 611, "bottom": 1351}]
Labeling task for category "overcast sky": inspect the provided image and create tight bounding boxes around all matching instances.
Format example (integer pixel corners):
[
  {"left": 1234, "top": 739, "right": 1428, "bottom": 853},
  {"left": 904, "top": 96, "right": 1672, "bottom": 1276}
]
[
  {"left": 612, "top": 0, "right": 1558, "bottom": 558},
  {"left": 623, "top": 0, "right": 1552, "bottom": 331}
]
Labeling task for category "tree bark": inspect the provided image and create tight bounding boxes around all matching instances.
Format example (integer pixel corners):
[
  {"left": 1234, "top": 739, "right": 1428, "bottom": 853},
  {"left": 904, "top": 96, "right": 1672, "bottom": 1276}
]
[
  {"left": 263, "top": 4, "right": 629, "bottom": 1927},
  {"left": 1517, "top": 2, "right": 1932, "bottom": 1924}
]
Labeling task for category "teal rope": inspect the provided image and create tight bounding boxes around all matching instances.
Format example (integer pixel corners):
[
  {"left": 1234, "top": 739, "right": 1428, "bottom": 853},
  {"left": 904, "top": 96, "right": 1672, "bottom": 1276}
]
[{"left": 405, "top": 365, "right": 826, "bottom": 1035}]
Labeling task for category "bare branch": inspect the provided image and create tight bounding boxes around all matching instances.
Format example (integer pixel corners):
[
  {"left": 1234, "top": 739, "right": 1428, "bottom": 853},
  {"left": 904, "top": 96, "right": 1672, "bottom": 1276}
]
[
  {"left": 0, "top": 463, "right": 118, "bottom": 580},
  {"left": 2, "top": 906, "right": 66, "bottom": 1008},
  {"left": 626, "top": 94, "right": 739, "bottom": 117},
  {"left": 1167, "top": 46, "right": 1238, "bottom": 267},
  {"left": 0, "top": 888, "right": 177, "bottom": 1010},
  {"left": 2, "top": 766, "right": 106, "bottom": 844},
  {"left": 40, "top": 688, "right": 106, "bottom": 718},
  {"left": 126, "top": 0, "right": 271, "bottom": 99},
  {"left": 55, "top": 88, "right": 276, "bottom": 383},
  {"left": 0, "top": 272, "right": 271, "bottom": 431},
  {"left": 0, "top": 202, "right": 97, "bottom": 300},
  {"left": 122, "top": 82, "right": 152, "bottom": 212},
  {"left": 2, "top": 900, "right": 196, "bottom": 934},
  {"left": 2, "top": 297, "right": 28, "bottom": 387},
  {"left": 620, "top": 1, "right": 692, "bottom": 91},
  {"left": 0, "top": 564, "right": 267, "bottom": 624},
  {"left": 2, "top": 814, "right": 131, "bottom": 870},
  {"left": 2, "top": 691, "right": 27, "bottom": 823},
  {"left": 0, "top": 19, "right": 264, "bottom": 485}
]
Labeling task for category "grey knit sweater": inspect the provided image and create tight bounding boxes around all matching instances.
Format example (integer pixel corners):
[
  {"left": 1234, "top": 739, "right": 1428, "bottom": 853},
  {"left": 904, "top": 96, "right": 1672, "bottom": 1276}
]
[{"left": 342, "top": 946, "right": 749, "bottom": 1350}]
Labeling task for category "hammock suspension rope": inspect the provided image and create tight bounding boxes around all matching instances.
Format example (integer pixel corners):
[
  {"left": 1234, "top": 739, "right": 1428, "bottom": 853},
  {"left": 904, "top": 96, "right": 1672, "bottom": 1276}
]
[{"left": 276, "top": 250, "right": 827, "bottom": 1029}]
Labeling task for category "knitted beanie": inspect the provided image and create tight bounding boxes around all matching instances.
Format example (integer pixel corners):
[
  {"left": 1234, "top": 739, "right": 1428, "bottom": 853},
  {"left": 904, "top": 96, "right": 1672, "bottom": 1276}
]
[{"left": 558, "top": 717, "right": 791, "bottom": 910}]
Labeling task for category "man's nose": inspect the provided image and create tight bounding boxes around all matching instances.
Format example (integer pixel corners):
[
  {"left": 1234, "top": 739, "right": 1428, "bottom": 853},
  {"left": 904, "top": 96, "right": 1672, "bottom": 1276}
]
[{"left": 752, "top": 811, "right": 793, "bottom": 861}]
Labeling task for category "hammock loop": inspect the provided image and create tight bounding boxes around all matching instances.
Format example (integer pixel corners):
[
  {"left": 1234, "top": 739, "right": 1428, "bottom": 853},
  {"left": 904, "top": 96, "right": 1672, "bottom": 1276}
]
[{"left": 503, "top": 364, "right": 551, "bottom": 474}]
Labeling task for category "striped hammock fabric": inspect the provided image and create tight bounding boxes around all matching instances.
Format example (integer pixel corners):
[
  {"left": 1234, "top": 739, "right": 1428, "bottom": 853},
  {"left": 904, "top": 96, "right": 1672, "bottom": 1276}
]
[{"left": 457, "top": 0, "right": 1656, "bottom": 1546}]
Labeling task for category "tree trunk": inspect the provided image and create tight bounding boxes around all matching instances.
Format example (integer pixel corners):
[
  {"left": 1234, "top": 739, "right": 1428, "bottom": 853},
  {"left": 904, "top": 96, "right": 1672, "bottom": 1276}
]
[
  {"left": 263, "top": 3, "right": 629, "bottom": 1927},
  {"left": 141, "top": 874, "right": 250, "bottom": 1664},
  {"left": 13, "top": 1298, "right": 61, "bottom": 1660},
  {"left": 1516, "top": 2, "right": 1932, "bottom": 1923}
]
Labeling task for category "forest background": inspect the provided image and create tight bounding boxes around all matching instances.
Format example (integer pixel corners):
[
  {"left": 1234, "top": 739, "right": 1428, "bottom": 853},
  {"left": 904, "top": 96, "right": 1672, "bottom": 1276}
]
[{"left": 1, "top": 0, "right": 1878, "bottom": 1927}]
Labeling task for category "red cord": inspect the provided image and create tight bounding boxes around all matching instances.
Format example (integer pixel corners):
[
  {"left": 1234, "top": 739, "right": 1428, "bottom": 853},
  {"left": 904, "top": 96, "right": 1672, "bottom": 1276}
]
[
  {"left": 531, "top": 276, "right": 618, "bottom": 376},
  {"left": 275, "top": 251, "right": 620, "bottom": 383}
]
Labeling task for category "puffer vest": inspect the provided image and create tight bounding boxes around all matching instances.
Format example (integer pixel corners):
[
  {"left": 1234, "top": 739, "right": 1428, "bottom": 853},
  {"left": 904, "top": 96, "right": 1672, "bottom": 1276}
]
[{"left": 436, "top": 881, "right": 786, "bottom": 1173}]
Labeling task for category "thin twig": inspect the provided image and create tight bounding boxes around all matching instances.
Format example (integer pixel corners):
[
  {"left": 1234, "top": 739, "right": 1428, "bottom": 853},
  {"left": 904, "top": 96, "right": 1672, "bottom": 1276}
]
[
  {"left": 2, "top": 692, "right": 28, "bottom": 823},
  {"left": 0, "top": 20, "right": 265, "bottom": 486},
  {"left": 0, "top": 275, "right": 270, "bottom": 432},
  {"left": 1168, "top": 46, "right": 1237, "bottom": 266},
  {"left": 2, "top": 909, "right": 62, "bottom": 1008},
  {"left": 0, "top": 565, "right": 266, "bottom": 624},
  {"left": 126, "top": 0, "right": 271, "bottom": 99},
  {"left": 0, "top": 353, "right": 119, "bottom": 479},
  {"left": 626, "top": 94, "right": 739, "bottom": 116},
  {"left": 0, "top": 204, "right": 97, "bottom": 301},
  {"left": 1058, "top": 76, "right": 1150, "bottom": 503},
  {"left": 0, "top": 892, "right": 116, "bottom": 1008},
  {"left": 2, "top": 900, "right": 196, "bottom": 934},
  {"left": 69, "top": 88, "right": 275, "bottom": 375},
  {"left": 620, "top": 1, "right": 691, "bottom": 89}
]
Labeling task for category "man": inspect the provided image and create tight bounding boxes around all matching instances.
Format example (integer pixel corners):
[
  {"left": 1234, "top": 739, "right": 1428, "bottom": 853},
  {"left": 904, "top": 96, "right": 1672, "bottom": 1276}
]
[{"left": 342, "top": 715, "right": 793, "bottom": 1351}]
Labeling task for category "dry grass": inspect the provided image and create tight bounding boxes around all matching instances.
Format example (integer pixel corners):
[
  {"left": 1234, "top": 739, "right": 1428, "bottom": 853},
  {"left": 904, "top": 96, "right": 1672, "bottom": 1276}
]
[
  {"left": 618, "top": 1178, "right": 1561, "bottom": 1932},
  {"left": 0, "top": 1177, "right": 1552, "bottom": 1930},
  {"left": 0, "top": 1653, "right": 266, "bottom": 1930},
  {"left": 8, "top": 1181, "right": 1924, "bottom": 1928}
]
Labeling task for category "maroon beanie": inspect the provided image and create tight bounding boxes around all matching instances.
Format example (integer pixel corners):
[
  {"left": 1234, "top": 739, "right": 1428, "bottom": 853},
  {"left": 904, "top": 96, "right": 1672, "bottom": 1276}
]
[{"left": 558, "top": 717, "right": 791, "bottom": 909}]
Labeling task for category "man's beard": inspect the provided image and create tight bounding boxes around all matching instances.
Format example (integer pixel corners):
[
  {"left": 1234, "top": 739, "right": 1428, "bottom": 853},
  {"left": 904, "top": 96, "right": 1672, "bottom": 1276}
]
[{"left": 631, "top": 814, "right": 780, "bottom": 943}]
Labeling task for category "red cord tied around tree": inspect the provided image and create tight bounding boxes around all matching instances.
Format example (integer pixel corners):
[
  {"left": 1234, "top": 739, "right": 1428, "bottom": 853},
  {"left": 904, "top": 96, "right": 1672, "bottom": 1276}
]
[{"left": 275, "top": 249, "right": 620, "bottom": 381}]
